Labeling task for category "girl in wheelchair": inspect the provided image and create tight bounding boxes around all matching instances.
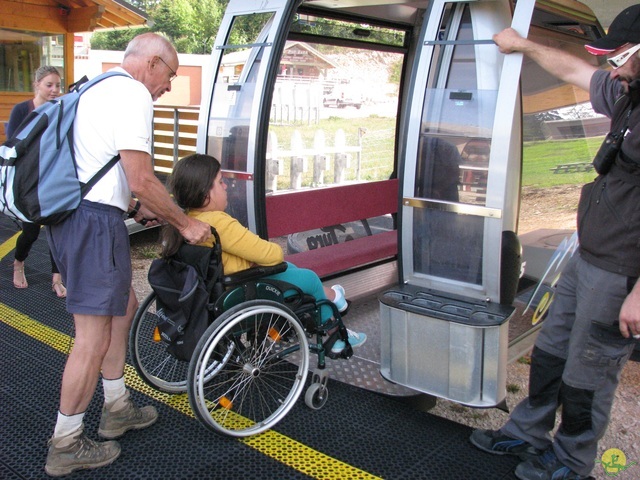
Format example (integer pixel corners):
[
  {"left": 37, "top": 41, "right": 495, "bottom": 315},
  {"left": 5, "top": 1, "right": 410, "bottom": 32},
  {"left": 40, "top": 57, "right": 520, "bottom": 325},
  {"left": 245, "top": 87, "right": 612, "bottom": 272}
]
[{"left": 161, "top": 153, "right": 366, "bottom": 355}]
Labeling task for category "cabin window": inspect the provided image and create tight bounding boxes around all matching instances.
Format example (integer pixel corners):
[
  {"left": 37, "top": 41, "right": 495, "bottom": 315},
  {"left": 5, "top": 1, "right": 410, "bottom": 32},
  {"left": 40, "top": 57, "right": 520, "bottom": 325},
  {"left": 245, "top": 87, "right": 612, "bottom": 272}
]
[
  {"left": 0, "top": 29, "right": 64, "bottom": 92},
  {"left": 518, "top": 10, "right": 606, "bottom": 235},
  {"left": 263, "top": 16, "right": 407, "bottom": 252},
  {"left": 205, "top": 12, "right": 275, "bottom": 225},
  {"left": 265, "top": 16, "right": 407, "bottom": 193}
]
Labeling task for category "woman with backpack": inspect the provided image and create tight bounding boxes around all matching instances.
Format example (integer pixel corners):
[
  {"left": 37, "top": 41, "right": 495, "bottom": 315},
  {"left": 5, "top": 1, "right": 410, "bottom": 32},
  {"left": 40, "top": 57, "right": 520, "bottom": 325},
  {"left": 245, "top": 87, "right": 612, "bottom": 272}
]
[{"left": 7, "top": 65, "right": 67, "bottom": 297}]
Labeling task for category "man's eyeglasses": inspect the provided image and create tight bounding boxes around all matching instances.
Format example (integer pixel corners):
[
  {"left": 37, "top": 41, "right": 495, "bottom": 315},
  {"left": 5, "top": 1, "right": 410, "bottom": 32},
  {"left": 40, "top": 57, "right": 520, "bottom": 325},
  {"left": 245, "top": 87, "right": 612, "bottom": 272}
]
[
  {"left": 607, "top": 43, "right": 640, "bottom": 69},
  {"left": 158, "top": 57, "right": 177, "bottom": 81}
]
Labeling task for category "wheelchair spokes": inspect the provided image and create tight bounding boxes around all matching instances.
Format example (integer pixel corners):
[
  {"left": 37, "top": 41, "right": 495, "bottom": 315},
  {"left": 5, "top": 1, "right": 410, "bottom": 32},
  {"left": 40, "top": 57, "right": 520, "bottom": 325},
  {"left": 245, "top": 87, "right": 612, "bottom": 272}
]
[
  {"left": 129, "top": 293, "right": 190, "bottom": 393},
  {"left": 188, "top": 300, "right": 309, "bottom": 437}
]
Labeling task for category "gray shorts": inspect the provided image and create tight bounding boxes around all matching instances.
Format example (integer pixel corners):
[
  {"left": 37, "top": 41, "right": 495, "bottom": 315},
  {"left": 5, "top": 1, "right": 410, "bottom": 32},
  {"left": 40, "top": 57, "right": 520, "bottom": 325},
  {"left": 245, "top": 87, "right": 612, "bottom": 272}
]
[{"left": 47, "top": 201, "right": 131, "bottom": 316}]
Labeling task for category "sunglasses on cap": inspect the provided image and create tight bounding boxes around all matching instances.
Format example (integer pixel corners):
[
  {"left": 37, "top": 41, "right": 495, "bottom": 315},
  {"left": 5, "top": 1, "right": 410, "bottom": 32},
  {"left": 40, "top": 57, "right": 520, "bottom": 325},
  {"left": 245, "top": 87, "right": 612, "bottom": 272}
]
[{"left": 608, "top": 43, "right": 640, "bottom": 69}]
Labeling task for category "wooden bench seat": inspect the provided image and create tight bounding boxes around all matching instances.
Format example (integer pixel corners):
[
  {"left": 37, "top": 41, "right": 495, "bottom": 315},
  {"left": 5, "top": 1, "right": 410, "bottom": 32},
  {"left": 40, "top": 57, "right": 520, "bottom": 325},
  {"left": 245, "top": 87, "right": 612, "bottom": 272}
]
[
  {"left": 265, "top": 179, "right": 398, "bottom": 278},
  {"left": 285, "top": 230, "right": 397, "bottom": 277},
  {"left": 550, "top": 162, "right": 593, "bottom": 173}
]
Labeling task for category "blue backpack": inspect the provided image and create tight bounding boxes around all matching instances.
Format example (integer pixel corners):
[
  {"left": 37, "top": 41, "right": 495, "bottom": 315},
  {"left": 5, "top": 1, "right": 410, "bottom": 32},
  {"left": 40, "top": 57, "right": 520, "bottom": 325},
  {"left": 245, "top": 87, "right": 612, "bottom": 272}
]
[{"left": 0, "top": 71, "right": 126, "bottom": 225}]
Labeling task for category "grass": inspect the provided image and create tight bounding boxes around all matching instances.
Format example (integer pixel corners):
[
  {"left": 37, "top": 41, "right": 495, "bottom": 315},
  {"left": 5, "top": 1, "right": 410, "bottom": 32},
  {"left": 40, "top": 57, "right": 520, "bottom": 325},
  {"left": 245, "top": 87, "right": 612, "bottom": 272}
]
[
  {"left": 268, "top": 115, "right": 604, "bottom": 190},
  {"left": 269, "top": 115, "right": 396, "bottom": 189},
  {"left": 506, "top": 383, "right": 521, "bottom": 394},
  {"left": 139, "top": 245, "right": 160, "bottom": 259},
  {"left": 522, "top": 136, "right": 604, "bottom": 188}
]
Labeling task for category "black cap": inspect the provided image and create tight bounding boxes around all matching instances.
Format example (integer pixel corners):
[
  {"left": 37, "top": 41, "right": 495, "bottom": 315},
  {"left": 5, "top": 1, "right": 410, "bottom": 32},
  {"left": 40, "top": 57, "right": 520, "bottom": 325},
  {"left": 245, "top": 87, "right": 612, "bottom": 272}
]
[{"left": 585, "top": 4, "right": 640, "bottom": 55}]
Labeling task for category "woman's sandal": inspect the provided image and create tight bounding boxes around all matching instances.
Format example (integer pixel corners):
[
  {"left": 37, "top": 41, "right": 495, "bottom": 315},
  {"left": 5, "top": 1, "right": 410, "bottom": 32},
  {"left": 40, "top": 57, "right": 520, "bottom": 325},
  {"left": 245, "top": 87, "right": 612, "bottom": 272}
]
[
  {"left": 52, "top": 281, "right": 67, "bottom": 298},
  {"left": 13, "top": 266, "right": 28, "bottom": 289}
]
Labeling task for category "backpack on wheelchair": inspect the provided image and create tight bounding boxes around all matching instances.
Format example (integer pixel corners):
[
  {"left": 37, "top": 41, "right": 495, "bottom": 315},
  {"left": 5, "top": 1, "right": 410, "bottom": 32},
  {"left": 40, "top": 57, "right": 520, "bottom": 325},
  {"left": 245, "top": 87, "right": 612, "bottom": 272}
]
[{"left": 128, "top": 227, "right": 355, "bottom": 437}]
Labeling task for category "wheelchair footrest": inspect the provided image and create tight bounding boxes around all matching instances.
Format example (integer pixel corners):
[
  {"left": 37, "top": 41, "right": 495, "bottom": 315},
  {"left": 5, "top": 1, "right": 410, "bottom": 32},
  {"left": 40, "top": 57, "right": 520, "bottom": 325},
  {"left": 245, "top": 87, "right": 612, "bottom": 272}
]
[{"left": 323, "top": 328, "right": 353, "bottom": 360}]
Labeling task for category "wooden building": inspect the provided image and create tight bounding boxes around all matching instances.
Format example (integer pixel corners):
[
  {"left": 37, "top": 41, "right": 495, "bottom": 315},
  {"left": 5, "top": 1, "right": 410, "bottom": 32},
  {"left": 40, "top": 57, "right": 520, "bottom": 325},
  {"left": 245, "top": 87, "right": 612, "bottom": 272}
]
[
  {"left": 220, "top": 41, "right": 337, "bottom": 83},
  {"left": 0, "top": 0, "right": 147, "bottom": 138}
]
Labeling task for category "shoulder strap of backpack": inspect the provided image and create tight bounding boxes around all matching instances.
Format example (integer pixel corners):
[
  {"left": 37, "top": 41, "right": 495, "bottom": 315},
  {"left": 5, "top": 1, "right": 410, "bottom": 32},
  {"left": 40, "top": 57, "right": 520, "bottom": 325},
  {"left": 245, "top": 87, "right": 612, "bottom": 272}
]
[
  {"left": 68, "top": 76, "right": 89, "bottom": 92},
  {"left": 79, "top": 154, "right": 121, "bottom": 196},
  {"left": 78, "top": 70, "right": 130, "bottom": 95}
]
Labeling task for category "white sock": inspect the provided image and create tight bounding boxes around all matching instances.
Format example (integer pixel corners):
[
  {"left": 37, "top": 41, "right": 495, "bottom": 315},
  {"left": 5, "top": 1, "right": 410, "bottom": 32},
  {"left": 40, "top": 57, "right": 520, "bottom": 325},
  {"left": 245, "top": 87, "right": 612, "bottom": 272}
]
[
  {"left": 53, "top": 411, "right": 84, "bottom": 438},
  {"left": 331, "top": 285, "right": 344, "bottom": 304},
  {"left": 102, "top": 376, "right": 127, "bottom": 404}
]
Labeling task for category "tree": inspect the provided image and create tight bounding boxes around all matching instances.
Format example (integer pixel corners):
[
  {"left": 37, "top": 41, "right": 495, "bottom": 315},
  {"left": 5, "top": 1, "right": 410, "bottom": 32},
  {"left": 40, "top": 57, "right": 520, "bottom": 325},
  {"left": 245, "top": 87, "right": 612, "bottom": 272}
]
[
  {"left": 91, "top": 29, "right": 147, "bottom": 51},
  {"left": 151, "top": 0, "right": 225, "bottom": 54},
  {"left": 91, "top": 0, "right": 227, "bottom": 54},
  {"left": 127, "top": 0, "right": 161, "bottom": 10}
]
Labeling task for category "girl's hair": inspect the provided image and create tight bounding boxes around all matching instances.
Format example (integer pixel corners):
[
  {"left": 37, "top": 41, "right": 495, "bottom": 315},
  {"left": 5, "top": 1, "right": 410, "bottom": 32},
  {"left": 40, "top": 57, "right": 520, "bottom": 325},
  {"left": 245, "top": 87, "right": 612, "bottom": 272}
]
[
  {"left": 34, "top": 65, "right": 60, "bottom": 83},
  {"left": 161, "top": 153, "right": 221, "bottom": 257}
]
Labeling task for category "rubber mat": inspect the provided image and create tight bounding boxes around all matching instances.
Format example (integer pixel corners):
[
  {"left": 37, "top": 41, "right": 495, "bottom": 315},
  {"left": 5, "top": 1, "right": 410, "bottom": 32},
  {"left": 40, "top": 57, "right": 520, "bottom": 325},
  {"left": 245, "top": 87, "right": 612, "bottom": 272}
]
[{"left": 0, "top": 217, "right": 520, "bottom": 479}]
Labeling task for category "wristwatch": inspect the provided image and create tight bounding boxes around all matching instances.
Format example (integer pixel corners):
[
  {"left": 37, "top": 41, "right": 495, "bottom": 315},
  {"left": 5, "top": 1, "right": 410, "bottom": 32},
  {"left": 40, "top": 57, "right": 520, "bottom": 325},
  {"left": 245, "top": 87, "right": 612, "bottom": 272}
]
[{"left": 127, "top": 199, "right": 141, "bottom": 219}]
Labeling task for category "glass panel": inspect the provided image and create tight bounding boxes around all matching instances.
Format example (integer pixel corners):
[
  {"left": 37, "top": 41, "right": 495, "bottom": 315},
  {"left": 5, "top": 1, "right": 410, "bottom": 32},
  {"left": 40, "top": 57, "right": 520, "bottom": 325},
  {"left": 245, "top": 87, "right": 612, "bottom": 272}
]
[
  {"left": 417, "top": 5, "right": 496, "bottom": 208},
  {"left": 224, "top": 176, "right": 252, "bottom": 228},
  {"left": 290, "top": 14, "right": 406, "bottom": 48},
  {"left": 0, "top": 29, "right": 65, "bottom": 92},
  {"left": 518, "top": 24, "right": 605, "bottom": 235},
  {"left": 264, "top": 16, "right": 405, "bottom": 255},
  {"left": 412, "top": 3, "right": 499, "bottom": 285},
  {"left": 267, "top": 41, "right": 403, "bottom": 192},
  {"left": 206, "top": 12, "right": 274, "bottom": 227},
  {"left": 413, "top": 208, "right": 483, "bottom": 284}
]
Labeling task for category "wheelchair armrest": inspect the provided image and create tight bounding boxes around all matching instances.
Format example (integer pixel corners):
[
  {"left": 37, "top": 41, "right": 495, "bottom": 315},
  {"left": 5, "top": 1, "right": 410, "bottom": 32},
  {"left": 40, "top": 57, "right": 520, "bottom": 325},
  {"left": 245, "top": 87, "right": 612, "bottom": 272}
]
[{"left": 221, "top": 262, "right": 288, "bottom": 286}]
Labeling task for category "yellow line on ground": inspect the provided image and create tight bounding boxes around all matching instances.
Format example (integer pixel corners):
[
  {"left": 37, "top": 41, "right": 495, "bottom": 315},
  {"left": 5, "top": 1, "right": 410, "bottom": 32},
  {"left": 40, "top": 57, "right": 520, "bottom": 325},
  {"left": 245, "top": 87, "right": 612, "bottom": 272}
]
[
  {"left": 0, "top": 303, "right": 380, "bottom": 480},
  {"left": 0, "top": 231, "right": 20, "bottom": 261}
]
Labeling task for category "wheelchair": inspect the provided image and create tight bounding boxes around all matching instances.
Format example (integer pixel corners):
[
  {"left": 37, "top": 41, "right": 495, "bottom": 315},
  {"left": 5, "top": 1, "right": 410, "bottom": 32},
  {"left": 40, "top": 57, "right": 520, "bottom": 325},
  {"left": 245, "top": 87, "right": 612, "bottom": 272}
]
[{"left": 129, "top": 228, "right": 355, "bottom": 438}]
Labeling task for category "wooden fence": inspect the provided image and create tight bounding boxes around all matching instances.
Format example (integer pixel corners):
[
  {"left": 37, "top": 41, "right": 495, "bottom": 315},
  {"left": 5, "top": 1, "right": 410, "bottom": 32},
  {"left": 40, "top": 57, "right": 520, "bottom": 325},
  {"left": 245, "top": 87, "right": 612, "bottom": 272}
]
[
  {"left": 152, "top": 107, "right": 365, "bottom": 191},
  {"left": 266, "top": 128, "right": 363, "bottom": 191},
  {"left": 152, "top": 105, "right": 199, "bottom": 175}
]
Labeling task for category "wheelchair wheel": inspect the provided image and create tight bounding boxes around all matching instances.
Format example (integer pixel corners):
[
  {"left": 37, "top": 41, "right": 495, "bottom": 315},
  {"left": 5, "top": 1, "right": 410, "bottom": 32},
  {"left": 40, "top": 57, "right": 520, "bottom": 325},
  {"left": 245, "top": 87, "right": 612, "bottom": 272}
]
[
  {"left": 304, "top": 383, "right": 328, "bottom": 410},
  {"left": 304, "top": 370, "right": 329, "bottom": 410},
  {"left": 188, "top": 299, "right": 309, "bottom": 437},
  {"left": 129, "top": 292, "right": 189, "bottom": 394}
]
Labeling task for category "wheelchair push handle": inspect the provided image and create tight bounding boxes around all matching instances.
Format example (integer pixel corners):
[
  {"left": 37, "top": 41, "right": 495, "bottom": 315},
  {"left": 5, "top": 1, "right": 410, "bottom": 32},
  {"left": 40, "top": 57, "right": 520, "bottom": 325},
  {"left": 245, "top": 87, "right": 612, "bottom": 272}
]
[{"left": 209, "top": 226, "right": 222, "bottom": 255}]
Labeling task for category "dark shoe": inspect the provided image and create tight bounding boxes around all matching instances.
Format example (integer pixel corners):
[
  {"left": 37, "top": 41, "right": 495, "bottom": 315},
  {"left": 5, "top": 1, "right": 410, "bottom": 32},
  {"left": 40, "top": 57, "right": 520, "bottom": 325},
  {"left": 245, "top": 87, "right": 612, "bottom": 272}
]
[
  {"left": 515, "top": 448, "right": 593, "bottom": 480},
  {"left": 470, "top": 429, "right": 542, "bottom": 460},
  {"left": 45, "top": 425, "right": 120, "bottom": 477},
  {"left": 98, "top": 390, "right": 158, "bottom": 439}
]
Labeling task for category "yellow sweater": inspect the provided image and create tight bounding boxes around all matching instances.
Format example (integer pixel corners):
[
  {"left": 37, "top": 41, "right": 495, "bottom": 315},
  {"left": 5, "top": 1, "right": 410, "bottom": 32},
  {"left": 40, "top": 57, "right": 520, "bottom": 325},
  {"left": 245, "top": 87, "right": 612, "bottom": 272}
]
[{"left": 190, "top": 210, "right": 284, "bottom": 275}]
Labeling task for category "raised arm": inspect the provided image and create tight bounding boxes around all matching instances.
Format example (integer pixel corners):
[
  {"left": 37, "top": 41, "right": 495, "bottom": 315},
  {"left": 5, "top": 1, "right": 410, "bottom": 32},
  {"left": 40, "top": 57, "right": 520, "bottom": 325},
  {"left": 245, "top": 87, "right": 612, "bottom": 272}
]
[{"left": 493, "top": 28, "right": 598, "bottom": 92}]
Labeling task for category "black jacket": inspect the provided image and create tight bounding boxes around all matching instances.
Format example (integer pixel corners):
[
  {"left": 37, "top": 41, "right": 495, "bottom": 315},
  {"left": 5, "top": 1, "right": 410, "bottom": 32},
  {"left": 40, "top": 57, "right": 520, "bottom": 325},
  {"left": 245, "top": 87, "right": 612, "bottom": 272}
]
[{"left": 578, "top": 80, "right": 640, "bottom": 277}]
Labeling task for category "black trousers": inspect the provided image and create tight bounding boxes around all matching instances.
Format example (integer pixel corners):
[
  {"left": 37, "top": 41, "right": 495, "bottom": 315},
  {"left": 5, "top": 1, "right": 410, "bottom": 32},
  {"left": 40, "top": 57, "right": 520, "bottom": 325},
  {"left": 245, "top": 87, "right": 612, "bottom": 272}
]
[{"left": 15, "top": 222, "right": 59, "bottom": 274}]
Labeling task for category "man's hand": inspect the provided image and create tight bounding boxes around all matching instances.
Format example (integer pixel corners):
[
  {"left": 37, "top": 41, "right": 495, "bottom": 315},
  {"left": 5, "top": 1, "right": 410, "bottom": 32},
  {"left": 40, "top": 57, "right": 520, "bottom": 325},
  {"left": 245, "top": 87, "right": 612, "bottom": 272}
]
[
  {"left": 132, "top": 204, "right": 162, "bottom": 227},
  {"left": 492, "top": 26, "right": 596, "bottom": 92},
  {"left": 619, "top": 285, "right": 640, "bottom": 339},
  {"left": 493, "top": 28, "right": 524, "bottom": 54},
  {"left": 179, "top": 217, "right": 212, "bottom": 245}
]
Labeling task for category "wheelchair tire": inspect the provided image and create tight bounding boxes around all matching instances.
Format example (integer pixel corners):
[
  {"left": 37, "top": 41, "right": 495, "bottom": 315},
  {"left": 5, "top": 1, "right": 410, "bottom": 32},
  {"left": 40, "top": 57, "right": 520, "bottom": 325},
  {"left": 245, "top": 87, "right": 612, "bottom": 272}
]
[
  {"left": 188, "top": 299, "right": 309, "bottom": 437},
  {"left": 304, "top": 382, "right": 328, "bottom": 410},
  {"left": 129, "top": 292, "right": 190, "bottom": 394}
]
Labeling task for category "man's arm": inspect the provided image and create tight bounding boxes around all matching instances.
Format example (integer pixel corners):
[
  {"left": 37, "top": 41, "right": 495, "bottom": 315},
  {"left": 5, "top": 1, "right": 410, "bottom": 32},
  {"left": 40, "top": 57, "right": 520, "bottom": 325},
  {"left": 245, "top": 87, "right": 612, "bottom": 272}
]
[
  {"left": 119, "top": 149, "right": 211, "bottom": 244},
  {"left": 493, "top": 28, "right": 598, "bottom": 92}
]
